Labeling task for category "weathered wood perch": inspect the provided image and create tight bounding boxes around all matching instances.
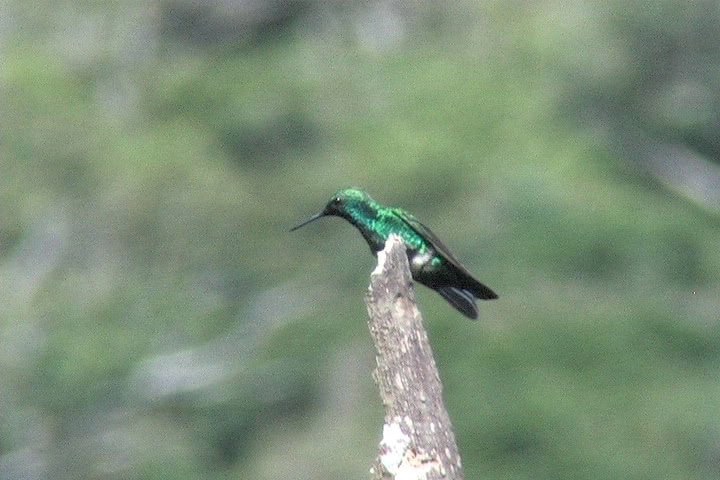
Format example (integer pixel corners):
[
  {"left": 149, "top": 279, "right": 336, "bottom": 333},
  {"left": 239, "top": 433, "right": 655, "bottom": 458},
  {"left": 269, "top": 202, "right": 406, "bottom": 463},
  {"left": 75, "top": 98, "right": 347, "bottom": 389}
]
[{"left": 365, "top": 235, "right": 465, "bottom": 480}]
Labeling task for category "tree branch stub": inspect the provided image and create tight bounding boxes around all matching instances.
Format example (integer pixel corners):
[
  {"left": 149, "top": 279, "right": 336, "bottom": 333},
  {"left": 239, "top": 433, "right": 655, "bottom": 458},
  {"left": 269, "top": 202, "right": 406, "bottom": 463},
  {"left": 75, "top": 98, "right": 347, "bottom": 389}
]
[{"left": 365, "top": 235, "right": 465, "bottom": 480}]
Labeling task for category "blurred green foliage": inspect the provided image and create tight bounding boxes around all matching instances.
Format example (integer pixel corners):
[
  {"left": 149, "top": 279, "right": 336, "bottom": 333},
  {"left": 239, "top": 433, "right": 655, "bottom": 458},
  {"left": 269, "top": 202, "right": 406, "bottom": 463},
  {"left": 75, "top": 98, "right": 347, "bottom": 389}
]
[{"left": 1, "top": 1, "right": 720, "bottom": 479}]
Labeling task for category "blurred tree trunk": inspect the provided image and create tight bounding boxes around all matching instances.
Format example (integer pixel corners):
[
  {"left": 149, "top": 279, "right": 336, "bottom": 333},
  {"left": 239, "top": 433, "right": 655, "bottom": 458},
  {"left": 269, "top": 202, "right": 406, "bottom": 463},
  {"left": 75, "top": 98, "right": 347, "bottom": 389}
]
[{"left": 365, "top": 236, "right": 465, "bottom": 480}]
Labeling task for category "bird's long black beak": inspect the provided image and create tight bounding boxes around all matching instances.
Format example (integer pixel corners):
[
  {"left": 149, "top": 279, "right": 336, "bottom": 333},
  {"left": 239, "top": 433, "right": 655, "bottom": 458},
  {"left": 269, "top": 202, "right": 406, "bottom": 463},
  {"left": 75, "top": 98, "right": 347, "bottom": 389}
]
[{"left": 289, "top": 211, "right": 325, "bottom": 232}]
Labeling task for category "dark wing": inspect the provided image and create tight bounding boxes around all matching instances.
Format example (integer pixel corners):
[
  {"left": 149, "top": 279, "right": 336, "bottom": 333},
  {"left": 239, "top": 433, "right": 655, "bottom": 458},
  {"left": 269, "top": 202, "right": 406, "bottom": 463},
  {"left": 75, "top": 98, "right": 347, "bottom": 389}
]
[
  {"left": 397, "top": 211, "right": 470, "bottom": 268},
  {"left": 396, "top": 209, "right": 498, "bottom": 300}
]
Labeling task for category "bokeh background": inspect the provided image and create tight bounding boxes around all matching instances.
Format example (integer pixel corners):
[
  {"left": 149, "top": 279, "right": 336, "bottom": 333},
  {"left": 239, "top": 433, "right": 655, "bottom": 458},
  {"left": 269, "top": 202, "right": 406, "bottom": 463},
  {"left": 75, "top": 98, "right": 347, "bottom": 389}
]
[{"left": 2, "top": 1, "right": 720, "bottom": 479}]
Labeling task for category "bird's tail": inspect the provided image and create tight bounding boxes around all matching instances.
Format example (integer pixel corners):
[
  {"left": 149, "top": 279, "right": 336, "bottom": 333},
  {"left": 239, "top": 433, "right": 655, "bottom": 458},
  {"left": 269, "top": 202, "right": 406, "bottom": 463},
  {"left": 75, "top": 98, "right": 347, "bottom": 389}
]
[{"left": 435, "top": 287, "right": 479, "bottom": 320}]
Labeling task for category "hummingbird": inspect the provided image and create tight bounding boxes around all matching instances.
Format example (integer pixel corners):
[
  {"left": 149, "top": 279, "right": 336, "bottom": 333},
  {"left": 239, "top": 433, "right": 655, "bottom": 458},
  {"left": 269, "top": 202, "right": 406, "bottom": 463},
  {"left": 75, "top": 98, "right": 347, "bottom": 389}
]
[{"left": 290, "top": 188, "right": 498, "bottom": 319}]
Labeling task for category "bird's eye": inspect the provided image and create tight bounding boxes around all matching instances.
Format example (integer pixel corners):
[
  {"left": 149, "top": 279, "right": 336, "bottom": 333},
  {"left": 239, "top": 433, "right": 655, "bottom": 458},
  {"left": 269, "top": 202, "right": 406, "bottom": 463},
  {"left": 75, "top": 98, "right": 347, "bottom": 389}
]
[{"left": 332, "top": 197, "right": 341, "bottom": 204}]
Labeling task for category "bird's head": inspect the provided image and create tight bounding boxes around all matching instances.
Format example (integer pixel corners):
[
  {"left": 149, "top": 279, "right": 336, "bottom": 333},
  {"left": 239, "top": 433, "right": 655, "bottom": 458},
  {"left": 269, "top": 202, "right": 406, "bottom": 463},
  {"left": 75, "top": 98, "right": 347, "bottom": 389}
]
[{"left": 290, "top": 188, "right": 372, "bottom": 231}]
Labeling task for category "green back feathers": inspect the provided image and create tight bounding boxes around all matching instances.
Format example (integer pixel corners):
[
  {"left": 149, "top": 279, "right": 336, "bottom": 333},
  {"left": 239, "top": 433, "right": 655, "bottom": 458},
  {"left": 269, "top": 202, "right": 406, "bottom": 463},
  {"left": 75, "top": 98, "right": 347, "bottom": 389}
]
[{"left": 331, "top": 189, "right": 433, "bottom": 254}]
